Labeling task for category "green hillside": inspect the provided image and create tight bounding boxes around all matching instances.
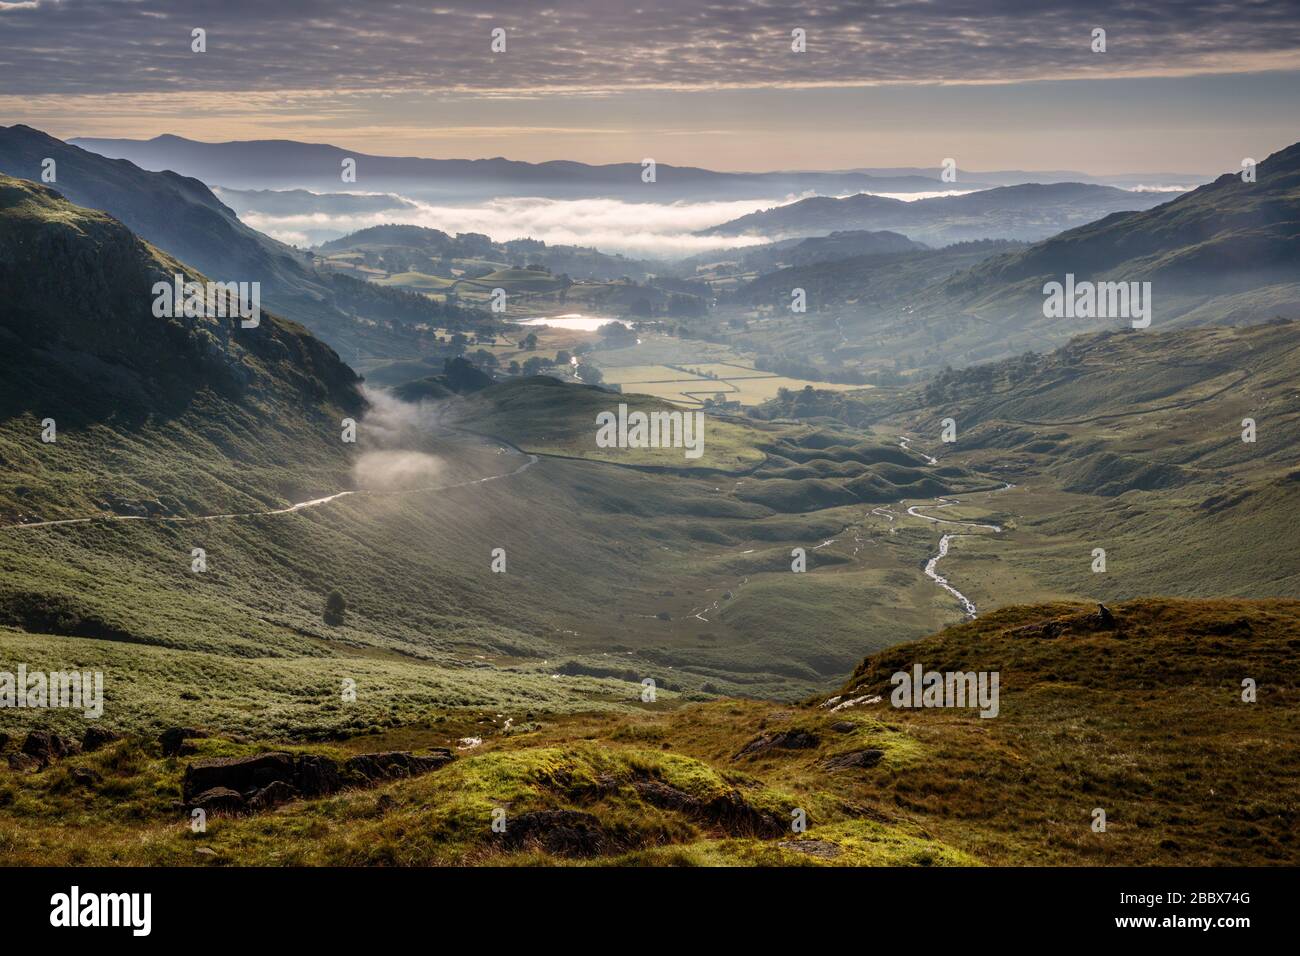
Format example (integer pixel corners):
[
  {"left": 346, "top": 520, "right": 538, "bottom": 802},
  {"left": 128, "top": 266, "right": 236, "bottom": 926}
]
[
  {"left": 3, "top": 597, "right": 1293, "bottom": 866},
  {"left": 0, "top": 126, "right": 485, "bottom": 360}
]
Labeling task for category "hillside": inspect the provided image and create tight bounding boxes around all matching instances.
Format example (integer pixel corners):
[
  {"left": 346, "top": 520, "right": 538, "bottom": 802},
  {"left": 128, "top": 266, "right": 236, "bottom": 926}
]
[
  {"left": 698, "top": 183, "right": 1172, "bottom": 245},
  {"left": 0, "top": 174, "right": 362, "bottom": 523},
  {"left": 2, "top": 597, "right": 1293, "bottom": 866},
  {"left": 0, "top": 125, "right": 483, "bottom": 360}
]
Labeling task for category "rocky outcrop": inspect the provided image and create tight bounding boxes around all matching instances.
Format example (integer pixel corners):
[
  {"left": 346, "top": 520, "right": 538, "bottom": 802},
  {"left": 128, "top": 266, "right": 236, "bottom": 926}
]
[
  {"left": 180, "top": 749, "right": 455, "bottom": 815},
  {"left": 734, "top": 729, "right": 819, "bottom": 759},
  {"left": 821, "top": 748, "right": 884, "bottom": 771}
]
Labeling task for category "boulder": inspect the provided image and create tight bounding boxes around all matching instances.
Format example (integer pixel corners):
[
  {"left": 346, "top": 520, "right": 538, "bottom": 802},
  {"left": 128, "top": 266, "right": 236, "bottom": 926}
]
[
  {"left": 81, "top": 726, "right": 119, "bottom": 752},
  {"left": 247, "top": 780, "right": 299, "bottom": 811},
  {"left": 71, "top": 767, "right": 102, "bottom": 787},
  {"left": 293, "top": 754, "right": 342, "bottom": 797},
  {"left": 189, "top": 786, "right": 245, "bottom": 815},
  {"left": 734, "top": 729, "right": 819, "bottom": 759},
  {"left": 21, "top": 730, "right": 79, "bottom": 765},
  {"left": 182, "top": 752, "right": 295, "bottom": 803},
  {"left": 343, "top": 750, "right": 453, "bottom": 785},
  {"left": 6, "top": 752, "right": 40, "bottom": 772},
  {"left": 830, "top": 721, "right": 857, "bottom": 734}
]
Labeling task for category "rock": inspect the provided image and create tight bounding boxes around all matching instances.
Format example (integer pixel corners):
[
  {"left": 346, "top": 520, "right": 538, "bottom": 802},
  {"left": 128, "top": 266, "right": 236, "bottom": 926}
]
[
  {"left": 632, "top": 779, "right": 786, "bottom": 838},
  {"left": 6, "top": 752, "right": 40, "bottom": 772},
  {"left": 0, "top": 731, "right": 8, "bottom": 751},
  {"left": 821, "top": 748, "right": 885, "bottom": 771},
  {"left": 21, "top": 730, "right": 79, "bottom": 764},
  {"left": 293, "top": 754, "right": 341, "bottom": 797},
  {"left": 159, "top": 727, "right": 204, "bottom": 757},
  {"left": 734, "top": 729, "right": 819, "bottom": 759},
  {"left": 182, "top": 752, "right": 295, "bottom": 803},
  {"left": 247, "top": 780, "right": 299, "bottom": 811},
  {"left": 500, "top": 810, "right": 609, "bottom": 857},
  {"left": 193, "top": 847, "right": 218, "bottom": 860},
  {"left": 819, "top": 696, "right": 843, "bottom": 709},
  {"left": 81, "top": 726, "right": 119, "bottom": 752},
  {"left": 71, "top": 767, "right": 102, "bottom": 787},
  {"left": 189, "top": 786, "right": 245, "bottom": 815},
  {"left": 830, "top": 721, "right": 857, "bottom": 734},
  {"left": 343, "top": 750, "right": 453, "bottom": 785}
]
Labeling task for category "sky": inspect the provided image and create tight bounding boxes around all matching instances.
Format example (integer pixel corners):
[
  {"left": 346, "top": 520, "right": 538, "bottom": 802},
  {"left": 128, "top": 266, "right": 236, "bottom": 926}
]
[{"left": 2, "top": 0, "right": 1299, "bottom": 174}]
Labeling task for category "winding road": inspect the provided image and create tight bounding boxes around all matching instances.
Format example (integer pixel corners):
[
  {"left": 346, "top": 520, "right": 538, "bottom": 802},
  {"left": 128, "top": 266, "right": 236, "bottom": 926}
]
[{"left": 1, "top": 445, "right": 539, "bottom": 533}]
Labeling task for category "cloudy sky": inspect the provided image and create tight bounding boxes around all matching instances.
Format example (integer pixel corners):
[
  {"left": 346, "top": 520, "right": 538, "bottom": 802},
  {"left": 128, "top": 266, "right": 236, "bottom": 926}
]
[{"left": 2, "top": 0, "right": 1298, "bottom": 173}]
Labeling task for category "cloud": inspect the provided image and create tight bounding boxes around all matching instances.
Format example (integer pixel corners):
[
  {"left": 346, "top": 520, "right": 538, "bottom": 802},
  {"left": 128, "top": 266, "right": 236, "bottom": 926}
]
[
  {"left": 1, "top": 0, "right": 1297, "bottom": 97},
  {"left": 240, "top": 194, "right": 783, "bottom": 257}
]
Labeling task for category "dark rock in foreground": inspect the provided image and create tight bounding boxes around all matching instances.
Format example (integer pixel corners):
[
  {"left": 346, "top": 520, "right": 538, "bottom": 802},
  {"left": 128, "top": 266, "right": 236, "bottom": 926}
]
[
  {"left": 734, "top": 729, "right": 819, "bottom": 759},
  {"left": 181, "top": 748, "right": 456, "bottom": 815}
]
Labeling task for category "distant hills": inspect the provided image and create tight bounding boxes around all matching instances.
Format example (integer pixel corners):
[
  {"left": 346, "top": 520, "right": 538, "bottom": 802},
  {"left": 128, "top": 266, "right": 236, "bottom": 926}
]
[
  {"left": 69, "top": 133, "right": 973, "bottom": 201},
  {"left": 698, "top": 182, "right": 1175, "bottom": 245},
  {"left": 0, "top": 125, "right": 485, "bottom": 360},
  {"left": 318, "top": 223, "right": 652, "bottom": 282},
  {"left": 941, "top": 140, "right": 1300, "bottom": 303}
]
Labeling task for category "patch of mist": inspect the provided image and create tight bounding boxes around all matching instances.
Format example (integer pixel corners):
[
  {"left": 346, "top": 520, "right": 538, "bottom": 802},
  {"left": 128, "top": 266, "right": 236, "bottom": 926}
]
[
  {"left": 350, "top": 386, "right": 452, "bottom": 491},
  {"left": 352, "top": 449, "right": 443, "bottom": 491},
  {"left": 240, "top": 194, "right": 789, "bottom": 258}
]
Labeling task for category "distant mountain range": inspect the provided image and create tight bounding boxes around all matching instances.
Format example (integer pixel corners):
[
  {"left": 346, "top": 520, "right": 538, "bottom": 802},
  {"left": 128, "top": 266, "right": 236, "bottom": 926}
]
[
  {"left": 679, "top": 229, "right": 927, "bottom": 275},
  {"left": 68, "top": 133, "right": 975, "bottom": 201},
  {"left": 0, "top": 125, "right": 484, "bottom": 360},
  {"left": 698, "top": 183, "right": 1176, "bottom": 245}
]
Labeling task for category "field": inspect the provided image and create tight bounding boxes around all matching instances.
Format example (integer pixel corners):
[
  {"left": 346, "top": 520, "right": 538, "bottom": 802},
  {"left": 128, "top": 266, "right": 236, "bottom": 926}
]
[{"left": 594, "top": 338, "right": 869, "bottom": 408}]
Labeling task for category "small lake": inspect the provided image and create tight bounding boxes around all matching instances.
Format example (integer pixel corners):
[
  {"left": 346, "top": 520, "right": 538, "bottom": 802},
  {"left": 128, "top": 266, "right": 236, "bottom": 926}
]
[{"left": 511, "top": 313, "right": 620, "bottom": 331}]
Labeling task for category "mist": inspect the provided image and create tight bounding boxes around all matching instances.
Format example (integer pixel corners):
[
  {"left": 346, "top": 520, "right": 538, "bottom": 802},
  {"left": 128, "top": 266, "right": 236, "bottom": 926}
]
[
  {"left": 239, "top": 194, "right": 789, "bottom": 257},
  {"left": 351, "top": 387, "right": 446, "bottom": 491}
]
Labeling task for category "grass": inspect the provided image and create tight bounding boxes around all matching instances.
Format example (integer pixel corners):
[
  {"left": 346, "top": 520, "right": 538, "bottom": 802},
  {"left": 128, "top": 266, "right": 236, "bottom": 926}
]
[{"left": 3, "top": 596, "right": 1291, "bottom": 866}]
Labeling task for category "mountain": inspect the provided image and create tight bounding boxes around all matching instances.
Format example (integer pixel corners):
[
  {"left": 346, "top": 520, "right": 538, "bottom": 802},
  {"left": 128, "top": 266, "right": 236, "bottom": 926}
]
[
  {"left": 727, "top": 238, "right": 1022, "bottom": 312},
  {"left": 318, "top": 222, "right": 654, "bottom": 282},
  {"left": 0, "top": 125, "right": 483, "bottom": 360},
  {"left": 698, "top": 182, "right": 1174, "bottom": 245},
  {"left": 850, "top": 165, "right": 1209, "bottom": 190},
  {"left": 679, "top": 229, "right": 926, "bottom": 278},
  {"left": 0, "top": 173, "right": 361, "bottom": 524},
  {"left": 68, "top": 133, "right": 987, "bottom": 201},
  {"left": 941, "top": 141, "right": 1300, "bottom": 305}
]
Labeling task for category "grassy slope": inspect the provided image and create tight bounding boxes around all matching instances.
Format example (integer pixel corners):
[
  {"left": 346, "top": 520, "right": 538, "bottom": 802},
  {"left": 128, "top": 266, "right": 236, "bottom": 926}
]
[
  {"left": 2, "top": 597, "right": 1292, "bottom": 866},
  {"left": 892, "top": 320, "right": 1300, "bottom": 610}
]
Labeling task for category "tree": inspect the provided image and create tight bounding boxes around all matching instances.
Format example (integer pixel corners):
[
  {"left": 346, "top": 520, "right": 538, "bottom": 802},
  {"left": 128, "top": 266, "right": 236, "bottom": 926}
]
[
  {"left": 324, "top": 590, "right": 346, "bottom": 625},
  {"left": 522, "top": 332, "right": 539, "bottom": 351}
]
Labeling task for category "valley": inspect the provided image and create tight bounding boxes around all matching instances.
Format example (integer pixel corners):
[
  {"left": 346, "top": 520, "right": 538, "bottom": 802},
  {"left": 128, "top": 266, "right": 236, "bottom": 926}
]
[{"left": 1, "top": 122, "right": 1297, "bottom": 872}]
